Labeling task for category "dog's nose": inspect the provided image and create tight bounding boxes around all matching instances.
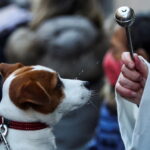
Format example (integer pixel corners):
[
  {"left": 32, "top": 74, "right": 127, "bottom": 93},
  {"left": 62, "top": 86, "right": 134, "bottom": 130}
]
[{"left": 83, "top": 81, "right": 92, "bottom": 90}]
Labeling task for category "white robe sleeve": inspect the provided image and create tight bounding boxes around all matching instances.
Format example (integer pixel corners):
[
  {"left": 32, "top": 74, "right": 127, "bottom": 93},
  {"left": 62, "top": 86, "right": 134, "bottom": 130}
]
[{"left": 116, "top": 58, "right": 150, "bottom": 150}]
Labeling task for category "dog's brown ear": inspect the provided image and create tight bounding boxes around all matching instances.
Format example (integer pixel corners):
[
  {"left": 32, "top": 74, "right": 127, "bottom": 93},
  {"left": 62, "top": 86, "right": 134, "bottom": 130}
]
[
  {"left": 0, "top": 63, "right": 24, "bottom": 79},
  {"left": 12, "top": 80, "right": 51, "bottom": 113}
]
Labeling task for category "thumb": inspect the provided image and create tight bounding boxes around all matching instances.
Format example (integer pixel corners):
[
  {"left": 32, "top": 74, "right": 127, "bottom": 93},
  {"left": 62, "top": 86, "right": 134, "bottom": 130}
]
[{"left": 134, "top": 54, "right": 148, "bottom": 79}]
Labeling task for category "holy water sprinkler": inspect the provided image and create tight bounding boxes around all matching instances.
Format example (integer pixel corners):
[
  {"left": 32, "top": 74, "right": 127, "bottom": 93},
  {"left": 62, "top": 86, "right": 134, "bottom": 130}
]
[{"left": 115, "top": 6, "right": 135, "bottom": 60}]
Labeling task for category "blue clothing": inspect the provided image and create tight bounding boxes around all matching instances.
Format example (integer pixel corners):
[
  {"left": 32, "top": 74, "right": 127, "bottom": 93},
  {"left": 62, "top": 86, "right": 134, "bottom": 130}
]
[{"left": 87, "top": 103, "right": 125, "bottom": 150}]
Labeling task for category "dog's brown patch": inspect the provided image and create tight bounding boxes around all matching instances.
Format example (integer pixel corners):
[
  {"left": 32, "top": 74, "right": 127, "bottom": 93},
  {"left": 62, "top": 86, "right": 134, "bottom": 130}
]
[
  {"left": 9, "top": 68, "right": 64, "bottom": 114},
  {"left": 0, "top": 63, "right": 24, "bottom": 81}
]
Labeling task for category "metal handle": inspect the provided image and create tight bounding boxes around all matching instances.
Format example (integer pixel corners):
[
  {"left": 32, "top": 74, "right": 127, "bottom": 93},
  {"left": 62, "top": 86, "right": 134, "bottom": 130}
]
[{"left": 125, "top": 27, "right": 134, "bottom": 60}]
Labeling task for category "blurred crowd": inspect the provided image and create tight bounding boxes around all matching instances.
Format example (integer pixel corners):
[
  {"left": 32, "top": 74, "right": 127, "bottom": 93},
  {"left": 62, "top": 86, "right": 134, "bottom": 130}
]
[{"left": 0, "top": 0, "right": 150, "bottom": 150}]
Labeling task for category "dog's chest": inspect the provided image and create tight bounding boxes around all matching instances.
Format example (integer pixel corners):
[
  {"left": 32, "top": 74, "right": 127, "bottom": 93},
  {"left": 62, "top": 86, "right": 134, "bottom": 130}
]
[{"left": 0, "top": 128, "right": 56, "bottom": 150}]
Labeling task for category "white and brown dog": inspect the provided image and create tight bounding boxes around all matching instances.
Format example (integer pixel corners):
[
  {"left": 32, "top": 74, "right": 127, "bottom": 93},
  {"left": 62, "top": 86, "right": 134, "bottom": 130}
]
[{"left": 0, "top": 63, "right": 92, "bottom": 150}]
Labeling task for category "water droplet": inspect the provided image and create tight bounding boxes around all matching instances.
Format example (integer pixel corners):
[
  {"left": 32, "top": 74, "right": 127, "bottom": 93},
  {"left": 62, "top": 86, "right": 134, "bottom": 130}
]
[{"left": 96, "top": 61, "right": 100, "bottom": 65}]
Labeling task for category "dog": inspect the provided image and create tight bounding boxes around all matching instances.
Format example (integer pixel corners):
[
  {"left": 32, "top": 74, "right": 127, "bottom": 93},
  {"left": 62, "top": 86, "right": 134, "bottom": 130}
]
[{"left": 0, "top": 63, "right": 92, "bottom": 150}]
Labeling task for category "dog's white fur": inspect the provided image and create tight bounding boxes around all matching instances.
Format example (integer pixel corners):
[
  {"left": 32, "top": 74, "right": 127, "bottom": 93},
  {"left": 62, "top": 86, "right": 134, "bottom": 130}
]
[{"left": 0, "top": 65, "right": 91, "bottom": 150}]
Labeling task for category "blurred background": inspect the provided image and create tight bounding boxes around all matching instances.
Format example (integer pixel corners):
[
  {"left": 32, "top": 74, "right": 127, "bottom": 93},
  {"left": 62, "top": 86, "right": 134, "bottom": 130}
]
[
  {"left": 0, "top": 0, "right": 150, "bottom": 150},
  {"left": 115, "top": 0, "right": 150, "bottom": 13}
]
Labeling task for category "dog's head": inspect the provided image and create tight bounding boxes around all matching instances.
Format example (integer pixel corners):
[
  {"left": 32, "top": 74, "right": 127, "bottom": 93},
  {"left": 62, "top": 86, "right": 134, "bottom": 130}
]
[{"left": 0, "top": 63, "right": 91, "bottom": 124}]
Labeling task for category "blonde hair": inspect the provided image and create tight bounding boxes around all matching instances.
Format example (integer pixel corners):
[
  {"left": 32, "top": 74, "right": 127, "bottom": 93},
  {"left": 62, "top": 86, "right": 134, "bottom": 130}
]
[{"left": 30, "top": 0, "right": 103, "bottom": 29}]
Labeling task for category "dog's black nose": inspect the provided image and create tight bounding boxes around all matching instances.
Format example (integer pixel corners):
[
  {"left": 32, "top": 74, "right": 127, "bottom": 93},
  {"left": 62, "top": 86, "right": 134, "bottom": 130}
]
[{"left": 84, "top": 81, "right": 92, "bottom": 90}]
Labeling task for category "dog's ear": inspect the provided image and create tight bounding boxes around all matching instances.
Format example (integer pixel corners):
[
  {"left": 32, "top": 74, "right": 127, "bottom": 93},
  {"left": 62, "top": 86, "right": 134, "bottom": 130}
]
[
  {"left": 0, "top": 63, "right": 24, "bottom": 79},
  {"left": 15, "top": 80, "right": 51, "bottom": 113}
]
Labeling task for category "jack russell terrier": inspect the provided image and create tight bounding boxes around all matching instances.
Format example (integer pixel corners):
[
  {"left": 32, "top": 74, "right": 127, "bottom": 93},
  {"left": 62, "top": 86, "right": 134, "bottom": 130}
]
[{"left": 0, "top": 63, "right": 92, "bottom": 150}]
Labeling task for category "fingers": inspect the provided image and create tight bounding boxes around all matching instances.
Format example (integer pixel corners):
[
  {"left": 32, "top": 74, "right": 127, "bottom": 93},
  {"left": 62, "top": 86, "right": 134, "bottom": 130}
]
[
  {"left": 134, "top": 55, "right": 148, "bottom": 79},
  {"left": 115, "top": 52, "right": 148, "bottom": 105},
  {"left": 116, "top": 81, "right": 137, "bottom": 99},
  {"left": 121, "top": 64, "right": 142, "bottom": 82},
  {"left": 116, "top": 81, "right": 142, "bottom": 105},
  {"left": 121, "top": 52, "right": 148, "bottom": 79},
  {"left": 119, "top": 73, "right": 141, "bottom": 91},
  {"left": 121, "top": 52, "right": 135, "bottom": 69}
]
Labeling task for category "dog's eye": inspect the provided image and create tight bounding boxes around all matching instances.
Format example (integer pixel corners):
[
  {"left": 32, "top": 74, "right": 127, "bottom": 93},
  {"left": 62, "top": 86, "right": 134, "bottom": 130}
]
[{"left": 56, "top": 78, "right": 63, "bottom": 88}]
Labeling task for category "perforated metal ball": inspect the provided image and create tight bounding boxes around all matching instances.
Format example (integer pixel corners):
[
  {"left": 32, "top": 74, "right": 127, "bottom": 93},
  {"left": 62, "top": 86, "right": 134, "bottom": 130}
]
[{"left": 115, "top": 6, "right": 135, "bottom": 27}]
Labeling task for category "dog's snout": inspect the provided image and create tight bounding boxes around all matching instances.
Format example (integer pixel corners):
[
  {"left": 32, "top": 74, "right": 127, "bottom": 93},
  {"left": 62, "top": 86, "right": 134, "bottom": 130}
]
[{"left": 83, "top": 81, "right": 91, "bottom": 90}]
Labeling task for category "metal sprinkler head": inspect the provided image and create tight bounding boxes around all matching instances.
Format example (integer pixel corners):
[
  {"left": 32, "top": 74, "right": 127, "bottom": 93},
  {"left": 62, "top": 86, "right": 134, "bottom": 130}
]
[{"left": 115, "top": 6, "right": 135, "bottom": 27}]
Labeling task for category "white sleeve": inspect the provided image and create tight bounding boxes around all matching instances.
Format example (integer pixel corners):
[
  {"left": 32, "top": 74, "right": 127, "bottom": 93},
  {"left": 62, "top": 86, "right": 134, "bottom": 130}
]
[{"left": 116, "top": 58, "right": 150, "bottom": 150}]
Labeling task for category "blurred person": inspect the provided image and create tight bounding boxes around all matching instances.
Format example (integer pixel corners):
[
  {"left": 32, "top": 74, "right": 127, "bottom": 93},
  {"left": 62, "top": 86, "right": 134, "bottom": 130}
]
[
  {"left": 0, "top": 0, "right": 31, "bottom": 99},
  {"left": 5, "top": 0, "right": 106, "bottom": 80},
  {"left": 86, "top": 24, "right": 126, "bottom": 150},
  {"left": 0, "top": 1, "right": 31, "bottom": 62},
  {"left": 86, "top": 51, "right": 125, "bottom": 150},
  {"left": 4, "top": 0, "right": 108, "bottom": 150}
]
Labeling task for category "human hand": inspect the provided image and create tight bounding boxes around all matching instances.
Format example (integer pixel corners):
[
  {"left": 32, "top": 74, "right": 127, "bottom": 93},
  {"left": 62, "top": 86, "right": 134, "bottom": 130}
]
[{"left": 115, "top": 52, "right": 148, "bottom": 105}]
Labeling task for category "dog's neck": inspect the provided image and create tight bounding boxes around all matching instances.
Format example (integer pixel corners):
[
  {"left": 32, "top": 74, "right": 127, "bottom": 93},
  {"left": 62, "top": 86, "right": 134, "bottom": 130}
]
[
  {"left": 0, "top": 126, "right": 56, "bottom": 150},
  {"left": 0, "top": 95, "right": 59, "bottom": 150},
  {"left": 0, "top": 99, "right": 59, "bottom": 150}
]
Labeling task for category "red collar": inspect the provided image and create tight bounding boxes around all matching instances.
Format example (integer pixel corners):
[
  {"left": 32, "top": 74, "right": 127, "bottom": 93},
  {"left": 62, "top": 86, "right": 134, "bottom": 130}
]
[{"left": 0, "top": 116, "right": 48, "bottom": 131}]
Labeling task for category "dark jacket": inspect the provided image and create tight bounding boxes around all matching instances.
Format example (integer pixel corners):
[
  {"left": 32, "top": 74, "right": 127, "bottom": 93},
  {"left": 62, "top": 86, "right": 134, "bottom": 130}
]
[{"left": 5, "top": 15, "right": 107, "bottom": 81}]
